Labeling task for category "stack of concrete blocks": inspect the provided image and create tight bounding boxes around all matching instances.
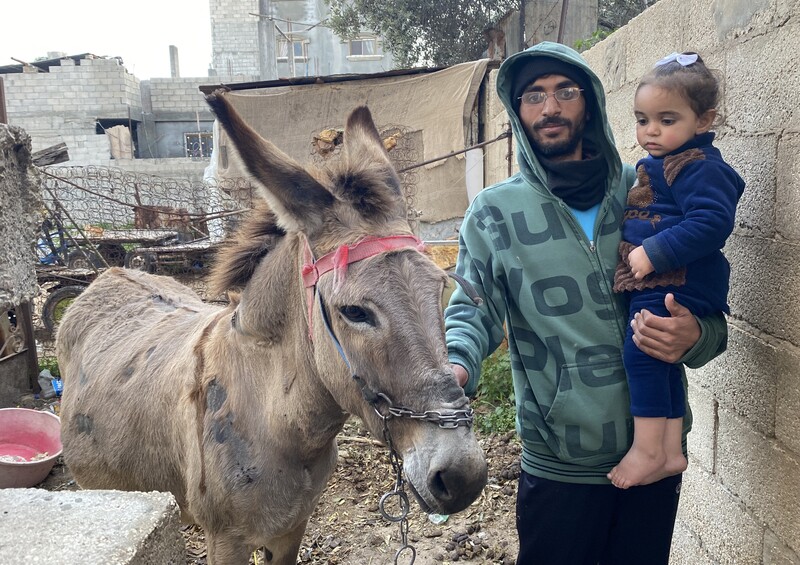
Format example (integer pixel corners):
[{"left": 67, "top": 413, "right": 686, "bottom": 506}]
[
  {"left": 210, "top": 0, "right": 261, "bottom": 77},
  {"left": 2, "top": 58, "right": 213, "bottom": 178},
  {"left": 3, "top": 57, "right": 141, "bottom": 162},
  {"left": 582, "top": 1, "right": 799, "bottom": 563}
]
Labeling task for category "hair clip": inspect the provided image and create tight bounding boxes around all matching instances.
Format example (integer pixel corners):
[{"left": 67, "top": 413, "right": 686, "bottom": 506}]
[{"left": 654, "top": 52, "right": 698, "bottom": 67}]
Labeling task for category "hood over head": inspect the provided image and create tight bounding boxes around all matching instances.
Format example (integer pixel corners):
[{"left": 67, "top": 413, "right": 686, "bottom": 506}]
[{"left": 497, "top": 41, "right": 622, "bottom": 193}]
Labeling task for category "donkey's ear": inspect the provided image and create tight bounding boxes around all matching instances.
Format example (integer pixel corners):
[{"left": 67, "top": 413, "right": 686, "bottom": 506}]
[
  {"left": 336, "top": 106, "right": 405, "bottom": 220},
  {"left": 206, "top": 89, "right": 334, "bottom": 234}
]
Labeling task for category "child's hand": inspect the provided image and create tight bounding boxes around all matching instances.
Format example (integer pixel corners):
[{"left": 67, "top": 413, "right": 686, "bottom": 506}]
[{"left": 628, "top": 245, "right": 654, "bottom": 280}]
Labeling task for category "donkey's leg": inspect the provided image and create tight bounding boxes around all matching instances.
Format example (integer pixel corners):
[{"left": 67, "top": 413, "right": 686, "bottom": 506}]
[
  {"left": 264, "top": 519, "right": 309, "bottom": 565},
  {"left": 205, "top": 529, "right": 250, "bottom": 565}
]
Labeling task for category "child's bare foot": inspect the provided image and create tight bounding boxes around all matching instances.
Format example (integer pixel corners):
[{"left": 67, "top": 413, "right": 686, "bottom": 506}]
[
  {"left": 641, "top": 452, "right": 688, "bottom": 485},
  {"left": 608, "top": 445, "right": 667, "bottom": 489}
]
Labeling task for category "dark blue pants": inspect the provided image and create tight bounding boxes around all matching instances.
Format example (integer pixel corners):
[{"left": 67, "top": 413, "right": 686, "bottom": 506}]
[
  {"left": 624, "top": 292, "right": 686, "bottom": 418},
  {"left": 516, "top": 471, "right": 682, "bottom": 565}
]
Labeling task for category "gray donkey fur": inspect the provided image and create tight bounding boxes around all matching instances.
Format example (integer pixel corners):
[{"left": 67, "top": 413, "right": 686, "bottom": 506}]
[{"left": 56, "top": 91, "right": 488, "bottom": 564}]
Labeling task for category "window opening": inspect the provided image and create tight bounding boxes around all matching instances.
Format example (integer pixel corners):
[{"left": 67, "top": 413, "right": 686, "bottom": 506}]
[
  {"left": 277, "top": 39, "right": 308, "bottom": 61},
  {"left": 348, "top": 37, "right": 378, "bottom": 57},
  {"left": 185, "top": 132, "right": 214, "bottom": 159}
]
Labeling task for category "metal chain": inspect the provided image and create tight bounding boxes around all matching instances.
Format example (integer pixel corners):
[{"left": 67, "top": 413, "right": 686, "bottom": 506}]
[
  {"left": 377, "top": 411, "right": 417, "bottom": 565},
  {"left": 348, "top": 381, "right": 472, "bottom": 563},
  {"left": 384, "top": 405, "right": 474, "bottom": 429},
  {"left": 367, "top": 390, "right": 474, "bottom": 430}
]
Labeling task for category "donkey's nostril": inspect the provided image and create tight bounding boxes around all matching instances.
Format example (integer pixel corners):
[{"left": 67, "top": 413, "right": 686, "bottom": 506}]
[{"left": 428, "top": 468, "right": 453, "bottom": 502}]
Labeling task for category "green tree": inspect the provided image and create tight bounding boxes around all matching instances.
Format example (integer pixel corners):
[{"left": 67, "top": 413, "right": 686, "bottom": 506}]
[
  {"left": 575, "top": 1, "right": 657, "bottom": 53},
  {"left": 327, "top": 1, "right": 658, "bottom": 68},
  {"left": 598, "top": 0, "right": 659, "bottom": 31},
  {"left": 326, "top": 0, "right": 520, "bottom": 68}
]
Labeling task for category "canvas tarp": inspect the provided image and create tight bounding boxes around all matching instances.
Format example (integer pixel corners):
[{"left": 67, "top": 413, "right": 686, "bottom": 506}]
[{"left": 213, "top": 59, "right": 490, "bottom": 225}]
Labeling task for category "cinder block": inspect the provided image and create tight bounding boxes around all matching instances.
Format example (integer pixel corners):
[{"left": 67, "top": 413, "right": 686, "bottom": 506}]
[
  {"left": 715, "top": 133, "right": 777, "bottom": 236},
  {"left": 671, "top": 518, "right": 716, "bottom": 565},
  {"left": 686, "top": 382, "right": 716, "bottom": 473},
  {"left": 711, "top": 0, "right": 781, "bottom": 40},
  {"left": 726, "top": 236, "right": 800, "bottom": 346},
  {"left": 584, "top": 34, "right": 625, "bottom": 92},
  {"left": 726, "top": 22, "right": 800, "bottom": 133},
  {"left": 0, "top": 489, "right": 184, "bottom": 564},
  {"left": 717, "top": 408, "right": 800, "bottom": 555},
  {"left": 690, "top": 323, "right": 778, "bottom": 438},
  {"left": 776, "top": 132, "right": 800, "bottom": 241},
  {"left": 775, "top": 346, "right": 800, "bottom": 455},
  {"left": 605, "top": 81, "right": 640, "bottom": 158},
  {"left": 763, "top": 529, "right": 800, "bottom": 565},
  {"left": 678, "top": 465, "right": 764, "bottom": 564},
  {"left": 681, "top": 2, "right": 724, "bottom": 54},
  {"left": 618, "top": 0, "right": 688, "bottom": 81}
]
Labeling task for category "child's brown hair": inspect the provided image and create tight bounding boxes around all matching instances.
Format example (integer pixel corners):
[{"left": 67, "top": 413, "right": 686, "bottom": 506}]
[{"left": 637, "top": 52, "right": 720, "bottom": 118}]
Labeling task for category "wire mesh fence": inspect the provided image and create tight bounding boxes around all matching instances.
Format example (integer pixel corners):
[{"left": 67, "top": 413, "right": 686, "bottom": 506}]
[
  {"left": 33, "top": 165, "right": 260, "bottom": 352},
  {"left": 32, "top": 139, "right": 421, "bottom": 350}
]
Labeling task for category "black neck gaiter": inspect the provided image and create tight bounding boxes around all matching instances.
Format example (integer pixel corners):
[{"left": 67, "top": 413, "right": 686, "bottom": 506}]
[{"left": 538, "top": 145, "right": 609, "bottom": 210}]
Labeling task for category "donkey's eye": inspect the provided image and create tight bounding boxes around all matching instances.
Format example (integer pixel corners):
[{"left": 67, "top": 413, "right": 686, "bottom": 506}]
[{"left": 339, "top": 305, "right": 373, "bottom": 325}]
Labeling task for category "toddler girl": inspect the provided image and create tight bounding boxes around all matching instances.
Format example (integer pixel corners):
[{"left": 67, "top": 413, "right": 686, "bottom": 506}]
[{"left": 609, "top": 52, "right": 745, "bottom": 489}]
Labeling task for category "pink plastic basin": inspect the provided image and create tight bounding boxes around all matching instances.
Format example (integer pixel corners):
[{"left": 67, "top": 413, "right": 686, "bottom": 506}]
[{"left": 0, "top": 408, "right": 63, "bottom": 488}]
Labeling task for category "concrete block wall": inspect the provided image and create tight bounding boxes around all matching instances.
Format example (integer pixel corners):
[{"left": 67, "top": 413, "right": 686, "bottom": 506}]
[
  {"left": 147, "top": 77, "right": 219, "bottom": 114},
  {"left": 210, "top": 0, "right": 260, "bottom": 76},
  {"left": 4, "top": 57, "right": 142, "bottom": 158},
  {"left": 5, "top": 57, "right": 141, "bottom": 122},
  {"left": 2, "top": 57, "right": 235, "bottom": 163},
  {"left": 579, "top": 0, "right": 800, "bottom": 562}
]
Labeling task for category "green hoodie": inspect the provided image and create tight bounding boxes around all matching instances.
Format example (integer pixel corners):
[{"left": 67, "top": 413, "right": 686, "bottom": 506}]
[{"left": 445, "top": 42, "right": 727, "bottom": 483}]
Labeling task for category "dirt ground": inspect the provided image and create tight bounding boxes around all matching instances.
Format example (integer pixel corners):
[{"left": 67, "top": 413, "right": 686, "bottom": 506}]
[{"left": 24, "top": 395, "right": 520, "bottom": 565}]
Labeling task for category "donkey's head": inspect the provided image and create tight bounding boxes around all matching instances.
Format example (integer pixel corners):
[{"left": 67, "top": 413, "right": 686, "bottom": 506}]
[{"left": 206, "top": 90, "right": 487, "bottom": 515}]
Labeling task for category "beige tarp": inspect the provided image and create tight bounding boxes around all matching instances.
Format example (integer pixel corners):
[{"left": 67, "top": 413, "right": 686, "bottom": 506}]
[{"left": 214, "top": 60, "right": 489, "bottom": 225}]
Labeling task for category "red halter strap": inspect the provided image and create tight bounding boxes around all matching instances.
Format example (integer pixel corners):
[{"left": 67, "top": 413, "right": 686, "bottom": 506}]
[{"left": 301, "top": 235, "right": 426, "bottom": 339}]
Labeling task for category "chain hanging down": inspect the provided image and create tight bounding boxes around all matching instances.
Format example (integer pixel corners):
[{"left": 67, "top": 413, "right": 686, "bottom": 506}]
[{"left": 377, "top": 412, "right": 417, "bottom": 565}]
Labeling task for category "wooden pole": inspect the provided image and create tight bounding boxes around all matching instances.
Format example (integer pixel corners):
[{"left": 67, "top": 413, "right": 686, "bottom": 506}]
[
  {"left": 557, "top": 0, "right": 570, "bottom": 44},
  {"left": 257, "top": 0, "right": 277, "bottom": 80},
  {"left": 0, "top": 77, "right": 7, "bottom": 124}
]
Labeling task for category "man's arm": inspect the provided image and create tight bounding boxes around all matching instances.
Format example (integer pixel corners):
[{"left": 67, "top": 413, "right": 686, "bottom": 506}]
[
  {"left": 631, "top": 293, "right": 727, "bottom": 367},
  {"left": 445, "top": 212, "right": 507, "bottom": 395}
]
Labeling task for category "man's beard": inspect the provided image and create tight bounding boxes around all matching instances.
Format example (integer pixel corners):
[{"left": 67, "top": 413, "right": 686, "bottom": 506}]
[{"left": 529, "top": 116, "right": 586, "bottom": 158}]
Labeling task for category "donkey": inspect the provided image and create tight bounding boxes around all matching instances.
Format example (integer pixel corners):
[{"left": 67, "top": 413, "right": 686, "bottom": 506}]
[{"left": 56, "top": 91, "right": 488, "bottom": 564}]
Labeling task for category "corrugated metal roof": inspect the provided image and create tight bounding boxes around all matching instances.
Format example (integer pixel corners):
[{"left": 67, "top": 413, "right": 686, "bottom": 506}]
[
  {"left": 197, "top": 65, "right": 453, "bottom": 94},
  {"left": 0, "top": 53, "right": 99, "bottom": 75}
]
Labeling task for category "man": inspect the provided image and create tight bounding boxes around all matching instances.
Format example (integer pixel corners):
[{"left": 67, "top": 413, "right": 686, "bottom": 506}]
[{"left": 445, "top": 42, "right": 727, "bottom": 564}]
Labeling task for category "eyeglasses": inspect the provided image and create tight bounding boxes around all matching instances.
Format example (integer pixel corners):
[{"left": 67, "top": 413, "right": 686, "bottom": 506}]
[{"left": 518, "top": 87, "right": 584, "bottom": 105}]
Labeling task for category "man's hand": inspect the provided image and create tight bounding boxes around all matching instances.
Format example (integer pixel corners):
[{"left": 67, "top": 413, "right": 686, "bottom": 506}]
[
  {"left": 451, "top": 364, "right": 469, "bottom": 388},
  {"left": 631, "top": 293, "right": 700, "bottom": 363}
]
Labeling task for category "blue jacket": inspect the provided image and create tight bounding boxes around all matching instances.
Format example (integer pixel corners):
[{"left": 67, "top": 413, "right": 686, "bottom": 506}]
[{"left": 616, "top": 132, "right": 745, "bottom": 315}]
